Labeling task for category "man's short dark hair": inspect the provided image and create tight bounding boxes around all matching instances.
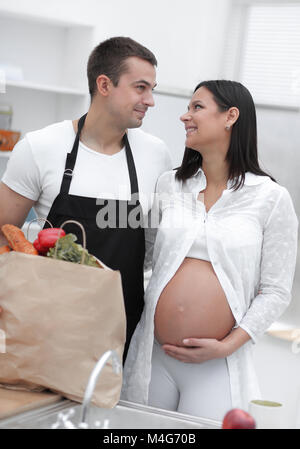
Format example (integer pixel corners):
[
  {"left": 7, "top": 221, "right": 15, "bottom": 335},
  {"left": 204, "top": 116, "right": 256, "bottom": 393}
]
[{"left": 87, "top": 36, "right": 157, "bottom": 99}]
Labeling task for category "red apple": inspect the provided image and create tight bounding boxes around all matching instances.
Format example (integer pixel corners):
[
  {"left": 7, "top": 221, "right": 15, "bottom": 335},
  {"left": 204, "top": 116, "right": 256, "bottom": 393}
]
[{"left": 222, "top": 408, "right": 256, "bottom": 429}]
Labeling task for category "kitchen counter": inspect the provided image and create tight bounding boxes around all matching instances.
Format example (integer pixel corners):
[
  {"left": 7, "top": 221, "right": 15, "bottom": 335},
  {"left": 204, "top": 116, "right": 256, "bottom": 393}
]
[{"left": 0, "top": 387, "right": 62, "bottom": 420}]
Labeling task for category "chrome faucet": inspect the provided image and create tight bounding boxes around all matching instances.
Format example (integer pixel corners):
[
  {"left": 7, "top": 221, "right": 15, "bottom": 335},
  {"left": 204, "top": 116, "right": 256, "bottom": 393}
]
[{"left": 80, "top": 350, "right": 122, "bottom": 425}]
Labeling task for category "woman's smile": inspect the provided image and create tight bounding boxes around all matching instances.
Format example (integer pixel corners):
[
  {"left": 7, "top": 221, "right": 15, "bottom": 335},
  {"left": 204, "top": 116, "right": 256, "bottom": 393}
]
[{"left": 185, "top": 126, "right": 198, "bottom": 135}]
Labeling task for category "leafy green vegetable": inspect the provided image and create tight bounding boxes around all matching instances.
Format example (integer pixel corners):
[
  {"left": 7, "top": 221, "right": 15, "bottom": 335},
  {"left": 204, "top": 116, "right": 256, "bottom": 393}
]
[{"left": 47, "top": 233, "right": 99, "bottom": 267}]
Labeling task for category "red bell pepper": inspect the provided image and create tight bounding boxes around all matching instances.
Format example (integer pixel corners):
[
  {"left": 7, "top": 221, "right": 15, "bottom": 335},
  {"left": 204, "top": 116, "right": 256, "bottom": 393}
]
[
  {"left": 37, "top": 228, "right": 66, "bottom": 253},
  {"left": 33, "top": 238, "right": 48, "bottom": 255}
]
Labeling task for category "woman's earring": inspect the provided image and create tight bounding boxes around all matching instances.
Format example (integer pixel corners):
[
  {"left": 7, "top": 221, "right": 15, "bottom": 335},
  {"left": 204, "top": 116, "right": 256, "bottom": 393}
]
[{"left": 225, "top": 125, "right": 230, "bottom": 130}]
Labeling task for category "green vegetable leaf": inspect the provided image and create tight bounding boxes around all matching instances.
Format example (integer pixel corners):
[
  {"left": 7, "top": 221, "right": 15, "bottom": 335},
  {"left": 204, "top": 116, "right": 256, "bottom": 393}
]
[{"left": 47, "top": 233, "right": 99, "bottom": 267}]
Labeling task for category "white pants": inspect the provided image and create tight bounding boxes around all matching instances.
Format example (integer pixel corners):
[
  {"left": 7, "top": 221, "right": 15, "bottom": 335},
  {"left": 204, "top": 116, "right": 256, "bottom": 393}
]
[{"left": 148, "top": 339, "right": 232, "bottom": 421}]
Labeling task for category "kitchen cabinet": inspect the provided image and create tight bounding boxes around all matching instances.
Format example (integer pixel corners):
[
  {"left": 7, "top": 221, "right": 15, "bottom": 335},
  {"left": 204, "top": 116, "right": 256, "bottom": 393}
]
[
  {"left": 0, "top": 10, "right": 94, "bottom": 236},
  {"left": 0, "top": 10, "right": 93, "bottom": 135}
]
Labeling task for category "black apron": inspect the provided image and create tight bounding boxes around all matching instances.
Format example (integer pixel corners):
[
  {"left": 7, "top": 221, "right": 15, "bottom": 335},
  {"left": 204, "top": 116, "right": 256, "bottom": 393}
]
[{"left": 44, "top": 113, "right": 145, "bottom": 361}]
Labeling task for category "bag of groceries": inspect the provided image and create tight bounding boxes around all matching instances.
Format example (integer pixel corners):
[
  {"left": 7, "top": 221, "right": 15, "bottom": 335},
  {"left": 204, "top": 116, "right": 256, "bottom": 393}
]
[{"left": 0, "top": 220, "right": 126, "bottom": 408}]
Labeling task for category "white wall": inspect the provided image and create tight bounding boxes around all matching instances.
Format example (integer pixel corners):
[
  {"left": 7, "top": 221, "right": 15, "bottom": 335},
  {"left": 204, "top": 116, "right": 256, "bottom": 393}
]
[
  {"left": 91, "top": 0, "right": 232, "bottom": 90},
  {"left": 0, "top": 0, "right": 232, "bottom": 89}
]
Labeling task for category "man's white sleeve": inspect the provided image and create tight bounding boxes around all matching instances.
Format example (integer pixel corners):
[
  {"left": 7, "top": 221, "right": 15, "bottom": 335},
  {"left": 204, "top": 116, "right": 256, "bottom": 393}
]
[{"left": 1, "top": 136, "right": 41, "bottom": 201}]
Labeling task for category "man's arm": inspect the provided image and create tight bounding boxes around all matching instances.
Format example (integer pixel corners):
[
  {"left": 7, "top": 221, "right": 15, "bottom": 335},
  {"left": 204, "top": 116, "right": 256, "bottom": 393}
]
[{"left": 0, "top": 182, "right": 35, "bottom": 246}]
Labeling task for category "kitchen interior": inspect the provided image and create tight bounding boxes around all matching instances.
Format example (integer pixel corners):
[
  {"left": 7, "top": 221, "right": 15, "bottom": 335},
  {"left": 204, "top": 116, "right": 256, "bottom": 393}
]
[{"left": 0, "top": 0, "right": 300, "bottom": 430}]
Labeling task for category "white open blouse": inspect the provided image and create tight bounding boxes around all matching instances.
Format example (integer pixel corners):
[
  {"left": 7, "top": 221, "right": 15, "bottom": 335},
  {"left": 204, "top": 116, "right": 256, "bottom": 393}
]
[{"left": 123, "top": 169, "right": 298, "bottom": 410}]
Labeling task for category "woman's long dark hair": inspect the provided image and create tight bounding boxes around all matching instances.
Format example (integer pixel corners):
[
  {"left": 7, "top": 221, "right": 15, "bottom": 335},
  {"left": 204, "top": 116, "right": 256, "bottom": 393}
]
[{"left": 175, "top": 80, "right": 275, "bottom": 189}]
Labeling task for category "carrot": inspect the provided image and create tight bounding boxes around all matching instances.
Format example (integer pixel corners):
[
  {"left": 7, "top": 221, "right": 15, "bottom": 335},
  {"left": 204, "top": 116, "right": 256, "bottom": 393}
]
[
  {"left": 0, "top": 245, "right": 11, "bottom": 254},
  {"left": 1, "top": 224, "right": 38, "bottom": 255}
]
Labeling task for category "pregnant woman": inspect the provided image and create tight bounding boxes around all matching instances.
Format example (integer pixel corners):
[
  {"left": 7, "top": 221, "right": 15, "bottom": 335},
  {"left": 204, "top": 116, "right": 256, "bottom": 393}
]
[{"left": 122, "top": 80, "right": 298, "bottom": 421}]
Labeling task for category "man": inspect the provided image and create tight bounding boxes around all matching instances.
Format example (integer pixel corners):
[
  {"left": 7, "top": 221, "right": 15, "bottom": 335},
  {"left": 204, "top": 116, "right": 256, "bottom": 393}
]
[{"left": 0, "top": 37, "right": 172, "bottom": 359}]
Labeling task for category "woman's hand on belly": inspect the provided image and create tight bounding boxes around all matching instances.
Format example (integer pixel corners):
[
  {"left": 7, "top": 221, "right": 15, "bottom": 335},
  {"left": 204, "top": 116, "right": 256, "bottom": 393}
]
[
  {"left": 162, "top": 327, "right": 251, "bottom": 363},
  {"left": 162, "top": 338, "right": 229, "bottom": 363}
]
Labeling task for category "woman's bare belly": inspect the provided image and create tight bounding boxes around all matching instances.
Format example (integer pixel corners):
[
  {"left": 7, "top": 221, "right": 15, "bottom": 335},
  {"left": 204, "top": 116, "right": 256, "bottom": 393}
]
[{"left": 154, "top": 258, "right": 235, "bottom": 346}]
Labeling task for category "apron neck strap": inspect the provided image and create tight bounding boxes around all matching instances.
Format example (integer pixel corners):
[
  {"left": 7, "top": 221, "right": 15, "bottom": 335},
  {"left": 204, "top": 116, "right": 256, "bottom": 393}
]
[
  {"left": 123, "top": 132, "right": 139, "bottom": 195},
  {"left": 59, "top": 114, "right": 87, "bottom": 194},
  {"left": 59, "top": 114, "right": 140, "bottom": 197}
]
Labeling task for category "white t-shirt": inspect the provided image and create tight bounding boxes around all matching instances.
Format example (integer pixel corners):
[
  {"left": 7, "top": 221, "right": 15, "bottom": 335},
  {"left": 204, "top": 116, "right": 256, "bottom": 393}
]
[
  {"left": 2, "top": 120, "right": 173, "bottom": 220},
  {"left": 186, "top": 226, "right": 210, "bottom": 261}
]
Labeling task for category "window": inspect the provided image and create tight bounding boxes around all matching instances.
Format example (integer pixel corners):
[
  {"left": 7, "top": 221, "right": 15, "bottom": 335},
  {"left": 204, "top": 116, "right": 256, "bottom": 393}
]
[{"left": 224, "top": 2, "right": 300, "bottom": 109}]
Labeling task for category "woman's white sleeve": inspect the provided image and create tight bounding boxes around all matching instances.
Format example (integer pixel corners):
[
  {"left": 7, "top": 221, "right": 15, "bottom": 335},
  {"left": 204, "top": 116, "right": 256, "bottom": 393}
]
[{"left": 239, "top": 187, "right": 299, "bottom": 342}]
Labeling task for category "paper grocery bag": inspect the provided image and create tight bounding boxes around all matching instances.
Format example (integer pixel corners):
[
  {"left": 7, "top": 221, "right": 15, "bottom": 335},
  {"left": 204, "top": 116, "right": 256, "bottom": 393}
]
[{"left": 0, "top": 251, "right": 126, "bottom": 408}]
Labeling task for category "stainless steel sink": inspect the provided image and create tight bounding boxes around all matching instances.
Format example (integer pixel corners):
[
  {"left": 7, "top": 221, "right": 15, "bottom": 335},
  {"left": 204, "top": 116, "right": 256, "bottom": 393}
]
[
  {"left": 0, "top": 398, "right": 221, "bottom": 429},
  {"left": 0, "top": 351, "right": 221, "bottom": 429}
]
